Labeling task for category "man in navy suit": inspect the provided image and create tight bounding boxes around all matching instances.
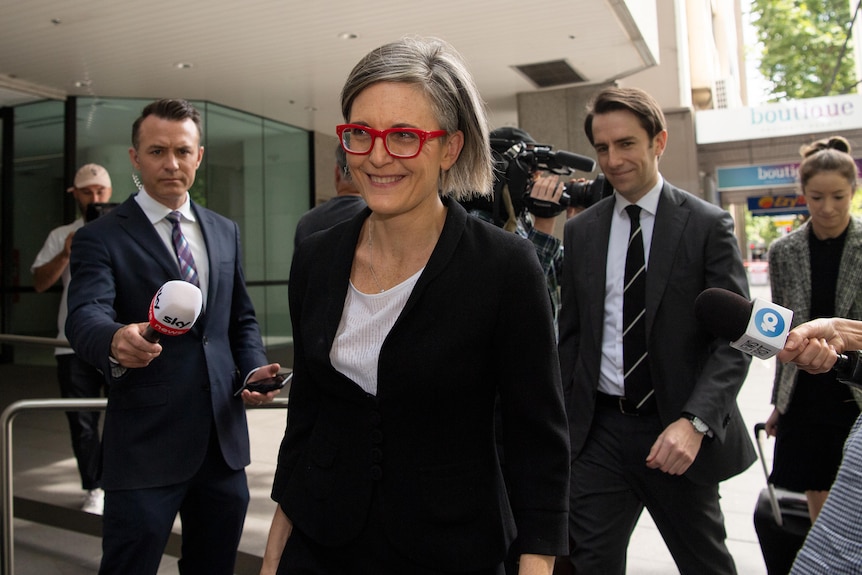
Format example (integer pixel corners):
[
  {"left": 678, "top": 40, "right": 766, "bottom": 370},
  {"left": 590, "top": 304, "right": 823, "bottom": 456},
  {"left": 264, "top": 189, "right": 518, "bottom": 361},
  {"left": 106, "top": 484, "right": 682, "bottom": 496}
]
[
  {"left": 66, "top": 99, "right": 281, "bottom": 575},
  {"left": 558, "top": 87, "right": 755, "bottom": 574}
]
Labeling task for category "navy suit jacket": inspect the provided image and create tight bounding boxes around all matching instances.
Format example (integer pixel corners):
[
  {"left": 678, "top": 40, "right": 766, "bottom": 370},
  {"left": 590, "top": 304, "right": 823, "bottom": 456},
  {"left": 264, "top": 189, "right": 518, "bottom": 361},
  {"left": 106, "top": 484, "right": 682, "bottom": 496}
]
[
  {"left": 272, "top": 200, "right": 570, "bottom": 570},
  {"left": 559, "top": 182, "right": 756, "bottom": 485},
  {"left": 66, "top": 194, "right": 267, "bottom": 490}
]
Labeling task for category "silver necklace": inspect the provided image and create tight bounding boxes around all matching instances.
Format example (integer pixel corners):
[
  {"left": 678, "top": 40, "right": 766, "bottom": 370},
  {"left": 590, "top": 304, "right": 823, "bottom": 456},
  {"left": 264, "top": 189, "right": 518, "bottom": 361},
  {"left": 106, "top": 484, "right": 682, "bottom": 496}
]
[{"left": 367, "top": 222, "right": 385, "bottom": 293}]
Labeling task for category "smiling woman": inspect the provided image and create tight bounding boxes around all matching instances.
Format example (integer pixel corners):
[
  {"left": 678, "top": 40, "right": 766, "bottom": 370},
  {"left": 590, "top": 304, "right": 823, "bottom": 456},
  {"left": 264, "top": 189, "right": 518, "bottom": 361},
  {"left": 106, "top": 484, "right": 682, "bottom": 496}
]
[{"left": 261, "top": 36, "right": 570, "bottom": 575}]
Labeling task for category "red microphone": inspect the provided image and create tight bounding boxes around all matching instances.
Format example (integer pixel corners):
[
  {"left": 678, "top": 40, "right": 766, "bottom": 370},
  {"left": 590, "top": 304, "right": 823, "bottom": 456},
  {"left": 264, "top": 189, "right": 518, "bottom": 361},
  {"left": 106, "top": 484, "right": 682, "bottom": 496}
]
[{"left": 142, "top": 280, "right": 204, "bottom": 343}]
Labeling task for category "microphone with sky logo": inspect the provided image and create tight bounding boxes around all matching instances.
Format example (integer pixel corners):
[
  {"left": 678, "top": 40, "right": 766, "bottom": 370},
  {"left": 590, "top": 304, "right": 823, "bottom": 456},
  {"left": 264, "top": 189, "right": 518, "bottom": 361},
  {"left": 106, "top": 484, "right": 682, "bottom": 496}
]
[{"left": 142, "top": 280, "right": 203, "bottom": 343}]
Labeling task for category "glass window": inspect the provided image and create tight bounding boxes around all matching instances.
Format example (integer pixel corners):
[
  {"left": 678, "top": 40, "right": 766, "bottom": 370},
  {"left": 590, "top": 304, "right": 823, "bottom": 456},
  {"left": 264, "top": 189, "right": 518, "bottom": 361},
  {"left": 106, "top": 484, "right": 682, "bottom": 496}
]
[
  {"left": 262, "top": 118, "right": 308, "bottom": 354},
  {"left": 10, "top": 100, "right": 66, "bottom": 363},
  {"left": 3, "top": 96, "right": 308, "bottom": 364}
]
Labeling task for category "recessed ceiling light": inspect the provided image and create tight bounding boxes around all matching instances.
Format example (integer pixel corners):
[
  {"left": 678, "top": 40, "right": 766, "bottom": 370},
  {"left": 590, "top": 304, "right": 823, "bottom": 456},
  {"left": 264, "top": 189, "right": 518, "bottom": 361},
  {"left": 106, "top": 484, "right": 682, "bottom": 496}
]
[
  {"left": 304, "top": 106, "right": 318, "bottom": 112},
  {"left": 51, "top": 18, "right": 62, "bottom": 25},
  {"left": 174, "top": 62, "right": 194, "bottom": 70},
  {"left": 338, "top": 32, "right": 358, "bottom": 40},
  {"left": 74, "top": 80, "right": 92, "bottom": 88}
]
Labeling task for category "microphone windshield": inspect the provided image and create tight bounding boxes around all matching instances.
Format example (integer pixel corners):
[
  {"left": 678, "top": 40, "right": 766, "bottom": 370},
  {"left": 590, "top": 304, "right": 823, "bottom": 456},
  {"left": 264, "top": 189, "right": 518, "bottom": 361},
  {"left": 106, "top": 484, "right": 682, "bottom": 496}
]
[
  {"left": 694, "top": 287, "right": 752, "bottom": 341},
  {"left": 551, "top": 150, "right": 597, "bottom": 173},
  {"left": 147, "top": 280, "right": 203, "bottom": 337}
]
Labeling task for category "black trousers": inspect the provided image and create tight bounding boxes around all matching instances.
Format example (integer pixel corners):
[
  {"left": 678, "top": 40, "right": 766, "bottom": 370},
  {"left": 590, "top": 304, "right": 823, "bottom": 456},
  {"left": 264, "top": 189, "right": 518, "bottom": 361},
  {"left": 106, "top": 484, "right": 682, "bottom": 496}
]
[
  {"left": 98, "top": 425, "right": 249, "bottom": 575},
  {"left": 56, "top": 353, "right": 105, "bottom": 490},
  {"left": 568, "top": 402, "right": 737, "bottom": 575}
]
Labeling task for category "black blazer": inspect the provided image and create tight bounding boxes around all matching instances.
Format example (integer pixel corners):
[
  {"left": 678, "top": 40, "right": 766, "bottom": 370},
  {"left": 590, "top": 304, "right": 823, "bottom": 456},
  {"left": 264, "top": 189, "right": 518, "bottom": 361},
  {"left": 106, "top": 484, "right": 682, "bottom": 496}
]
[
  {"left": 66, "top": 195, "right": 268, "bottom": 490},
  {"left": 272, "top": 200, "right": 570, "bottom": 570},
  {"left": 559, "top": 182, "right": 756, "bottom": 485}
]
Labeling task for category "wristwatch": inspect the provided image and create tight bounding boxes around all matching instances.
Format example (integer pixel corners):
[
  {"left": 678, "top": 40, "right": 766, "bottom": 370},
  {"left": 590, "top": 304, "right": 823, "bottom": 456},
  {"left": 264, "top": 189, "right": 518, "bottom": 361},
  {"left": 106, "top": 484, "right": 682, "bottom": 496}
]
[
  {"left": 109, "top": 355, "right": 127, "bottom": 379},
  {"left": 687, "top": 415, "right": 710, "bottom": 435}
]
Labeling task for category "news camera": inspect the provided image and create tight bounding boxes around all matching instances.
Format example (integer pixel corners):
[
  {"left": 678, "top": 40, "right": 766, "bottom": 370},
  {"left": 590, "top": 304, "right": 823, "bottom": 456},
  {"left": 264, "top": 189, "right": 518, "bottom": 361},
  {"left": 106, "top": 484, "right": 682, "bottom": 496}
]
[{"left": 462, "top": 127, "right": 611, "bottom": 228}]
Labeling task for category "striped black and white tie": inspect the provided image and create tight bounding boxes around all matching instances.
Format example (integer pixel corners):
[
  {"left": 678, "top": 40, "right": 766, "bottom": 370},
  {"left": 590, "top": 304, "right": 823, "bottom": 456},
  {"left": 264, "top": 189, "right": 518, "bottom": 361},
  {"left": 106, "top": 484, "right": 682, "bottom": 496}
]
[{"left": 623, "top": 204, "right": 653, "bottom": 409}]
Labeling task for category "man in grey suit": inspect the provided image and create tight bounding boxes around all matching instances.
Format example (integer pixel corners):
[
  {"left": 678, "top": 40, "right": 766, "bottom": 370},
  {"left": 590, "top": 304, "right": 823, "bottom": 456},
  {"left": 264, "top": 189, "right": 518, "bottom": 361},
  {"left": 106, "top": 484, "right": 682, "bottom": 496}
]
[
  {"left": 66, "top": 99, "right": 281, "bottom": 575},
  {"left": 558, "top": 86, "right": 756, "bottom": 574}
]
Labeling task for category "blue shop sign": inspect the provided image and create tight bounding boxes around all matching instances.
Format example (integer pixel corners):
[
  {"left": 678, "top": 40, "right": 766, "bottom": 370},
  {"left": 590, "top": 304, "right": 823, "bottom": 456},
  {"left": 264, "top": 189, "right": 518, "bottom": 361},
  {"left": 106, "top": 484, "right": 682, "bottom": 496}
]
[
  {"left": 717, "top": 164, "right": 798, "bottom": 190},
  {"left": 718, "top": 159, "right": 862, "bottom": 191}
]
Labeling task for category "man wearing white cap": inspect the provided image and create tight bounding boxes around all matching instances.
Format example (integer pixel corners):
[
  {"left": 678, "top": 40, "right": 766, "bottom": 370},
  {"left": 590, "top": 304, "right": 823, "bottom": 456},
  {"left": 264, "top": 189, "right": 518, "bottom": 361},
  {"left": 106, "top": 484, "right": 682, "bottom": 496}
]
[{"left": 31, "top": 163, "right": 113, "bottom": 514}]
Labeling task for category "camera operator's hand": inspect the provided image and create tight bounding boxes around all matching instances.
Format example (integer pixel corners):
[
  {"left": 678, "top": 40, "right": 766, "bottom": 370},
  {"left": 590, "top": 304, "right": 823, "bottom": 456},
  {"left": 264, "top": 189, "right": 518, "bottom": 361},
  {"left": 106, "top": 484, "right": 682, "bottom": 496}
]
[{"left": 529, "top": 175, "right": 564, "bottom": 234}]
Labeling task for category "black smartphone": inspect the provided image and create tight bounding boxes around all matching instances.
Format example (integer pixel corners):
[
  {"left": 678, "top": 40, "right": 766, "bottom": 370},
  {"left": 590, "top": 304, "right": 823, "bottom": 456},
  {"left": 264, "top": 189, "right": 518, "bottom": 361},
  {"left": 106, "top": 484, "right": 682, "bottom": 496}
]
[{"left": 234, "top": 370, "right": 293, "bottom": 397}]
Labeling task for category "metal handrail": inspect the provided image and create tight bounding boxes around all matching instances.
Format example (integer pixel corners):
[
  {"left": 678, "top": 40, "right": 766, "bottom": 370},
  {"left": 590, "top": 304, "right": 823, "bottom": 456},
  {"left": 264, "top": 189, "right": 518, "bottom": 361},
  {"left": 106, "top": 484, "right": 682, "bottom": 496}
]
[
  {"left": 0, "top": 333, "right": 292, "bottom": 351},
  {"left": 1, "top": 396, "right": 289, "bottom": 575},
  {"left": 0, "top": 335, "right": 68, "bottom": 348}
]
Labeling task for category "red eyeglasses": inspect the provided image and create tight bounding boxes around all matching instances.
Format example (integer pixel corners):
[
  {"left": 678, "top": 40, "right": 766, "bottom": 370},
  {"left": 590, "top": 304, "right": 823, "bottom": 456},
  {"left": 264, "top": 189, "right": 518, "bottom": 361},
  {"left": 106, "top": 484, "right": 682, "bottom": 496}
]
[{"left": 337, "top": 124, "right": 447, "bottom": 159}]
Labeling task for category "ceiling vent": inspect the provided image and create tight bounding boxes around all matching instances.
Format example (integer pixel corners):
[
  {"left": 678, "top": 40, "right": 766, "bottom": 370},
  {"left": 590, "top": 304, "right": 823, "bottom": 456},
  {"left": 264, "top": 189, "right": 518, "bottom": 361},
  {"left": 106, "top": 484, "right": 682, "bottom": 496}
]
[{"left": 513, "top": 60, "right": 586, "bottom": 88}]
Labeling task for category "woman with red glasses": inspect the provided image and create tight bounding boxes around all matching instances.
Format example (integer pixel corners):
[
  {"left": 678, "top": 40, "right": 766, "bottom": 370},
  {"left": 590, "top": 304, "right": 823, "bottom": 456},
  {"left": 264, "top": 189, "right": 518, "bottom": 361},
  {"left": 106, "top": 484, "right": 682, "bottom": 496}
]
[{"left": 261, "top": 36, "right": 569, "bottom": 575}]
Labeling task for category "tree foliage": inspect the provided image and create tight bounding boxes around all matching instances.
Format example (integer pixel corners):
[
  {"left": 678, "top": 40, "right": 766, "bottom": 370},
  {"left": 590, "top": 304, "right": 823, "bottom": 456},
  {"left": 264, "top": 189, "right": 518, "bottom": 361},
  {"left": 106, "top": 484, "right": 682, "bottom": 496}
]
[{"left": 749, "top": 0, "right": 858, "bottom": 100}]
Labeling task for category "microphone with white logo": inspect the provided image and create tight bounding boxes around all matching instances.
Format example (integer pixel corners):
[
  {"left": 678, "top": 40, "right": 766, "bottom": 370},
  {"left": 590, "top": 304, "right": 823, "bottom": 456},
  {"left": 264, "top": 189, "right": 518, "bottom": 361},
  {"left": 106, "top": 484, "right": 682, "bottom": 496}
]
[
  {"left": 694, "top": 287, "right": 793, "bottom": 360},
  {"left": 142, "top": 280, "right": 204, "bottom": 343},
  {"left": 695, "top": 287, "right": 862, "bottom": 389}
]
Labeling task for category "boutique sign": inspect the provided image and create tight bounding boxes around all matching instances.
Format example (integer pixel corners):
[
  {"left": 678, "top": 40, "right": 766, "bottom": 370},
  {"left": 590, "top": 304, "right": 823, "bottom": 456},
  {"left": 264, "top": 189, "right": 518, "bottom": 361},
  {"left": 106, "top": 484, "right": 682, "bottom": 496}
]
[
  {"left": 717, "top": 164, "right": 799, "bottom": 190},
  {"left": 717, "top": 158, "right": 862, "bottom": 191},
  {"left": 696, "top": 94, "right": 862, "bottom": 144}
]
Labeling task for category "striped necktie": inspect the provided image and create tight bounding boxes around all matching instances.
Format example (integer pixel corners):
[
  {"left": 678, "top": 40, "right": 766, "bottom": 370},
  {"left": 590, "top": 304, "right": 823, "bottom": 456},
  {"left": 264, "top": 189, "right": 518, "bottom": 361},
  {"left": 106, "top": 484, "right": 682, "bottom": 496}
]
[
  {"left": 623, "top": 204, "right": 653, "bottom": 408},
  {"left": 165, "top": 211, "right": 200, "bottom": 288}
]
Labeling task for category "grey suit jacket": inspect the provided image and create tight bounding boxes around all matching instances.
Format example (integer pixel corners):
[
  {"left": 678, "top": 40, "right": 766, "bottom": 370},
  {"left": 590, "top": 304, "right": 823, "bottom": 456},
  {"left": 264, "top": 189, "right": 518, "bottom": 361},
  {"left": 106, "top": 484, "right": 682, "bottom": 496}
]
[
  {"left": 768, "top": 217, "right": 862, "bottom": 412},
  {"left": 559, "top": 181, "right": 756, "bottom": 485}
]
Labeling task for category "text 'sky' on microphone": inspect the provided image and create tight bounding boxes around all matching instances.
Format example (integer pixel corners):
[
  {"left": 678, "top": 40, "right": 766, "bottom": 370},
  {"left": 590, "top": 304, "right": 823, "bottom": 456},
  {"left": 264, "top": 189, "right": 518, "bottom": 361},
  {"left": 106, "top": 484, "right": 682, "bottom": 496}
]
[{"left": 143, "top": 280, "right": 204, "bottom": 343}]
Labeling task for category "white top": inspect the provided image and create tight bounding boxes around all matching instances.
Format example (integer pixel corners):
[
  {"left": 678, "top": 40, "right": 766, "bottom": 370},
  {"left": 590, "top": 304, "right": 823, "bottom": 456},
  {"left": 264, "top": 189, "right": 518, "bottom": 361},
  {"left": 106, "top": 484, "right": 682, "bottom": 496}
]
[
  {"left": 31, "top": 218, "right": 85, "bottom": 355},
  {"left": 597, "top": 178, "right": 663, "bottom": 396},
  {"left": 134, "top": 190, "right": 209, "bottom": 307},
  {"left": 330, "top": 269, "right": 423, "bottom": 396}
]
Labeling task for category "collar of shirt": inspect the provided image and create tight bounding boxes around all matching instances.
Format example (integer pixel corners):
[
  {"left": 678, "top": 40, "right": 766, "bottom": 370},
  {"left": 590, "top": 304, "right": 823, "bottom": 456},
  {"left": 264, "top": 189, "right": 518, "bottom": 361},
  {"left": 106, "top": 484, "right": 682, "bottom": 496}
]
[
  {"left": 134, "top": 189, "right": 195, "bottom": 225},
  {"left": 612, "top": 175, "right": 663, "bottom": 220},
  {"left": 611, "top": 176, "right": 663, "bottom": 267},
  {"left": 133, "top": 189, "right": 209, "bottom": 306}
]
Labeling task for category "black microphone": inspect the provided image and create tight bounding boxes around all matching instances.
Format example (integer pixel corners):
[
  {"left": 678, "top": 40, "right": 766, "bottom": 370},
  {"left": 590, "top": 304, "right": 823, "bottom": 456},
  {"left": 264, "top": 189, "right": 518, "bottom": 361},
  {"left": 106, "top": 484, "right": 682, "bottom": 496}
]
[
  {"left": 550, "top": 150, "right": 597, "bottom": 173},
  {"left": 694, "top": 287, "right": 793, "bottom": 359},
  {"left": 834, "top": 351, "right": 862, "bottom": 389},
  {"left": 694, "top": 288, "right": 753, "bottom": 342},
  {"left": 695, "top": 287, "right": 862, "bottom": 389}
]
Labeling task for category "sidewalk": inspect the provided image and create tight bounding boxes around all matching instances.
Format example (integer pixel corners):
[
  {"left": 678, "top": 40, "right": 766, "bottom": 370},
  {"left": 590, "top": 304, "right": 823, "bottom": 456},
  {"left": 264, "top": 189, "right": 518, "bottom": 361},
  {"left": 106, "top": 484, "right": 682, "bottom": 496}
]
[{"left": 3, "top": 285, "right": 778, "bottom": 573}]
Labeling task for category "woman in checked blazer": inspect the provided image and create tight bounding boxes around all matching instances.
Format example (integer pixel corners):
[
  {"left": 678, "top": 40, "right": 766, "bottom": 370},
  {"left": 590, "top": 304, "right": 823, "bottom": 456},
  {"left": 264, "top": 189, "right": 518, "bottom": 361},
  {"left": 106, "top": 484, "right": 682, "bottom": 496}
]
[{"left": 766, "top": 135, "right": 862, "bottom": 522}]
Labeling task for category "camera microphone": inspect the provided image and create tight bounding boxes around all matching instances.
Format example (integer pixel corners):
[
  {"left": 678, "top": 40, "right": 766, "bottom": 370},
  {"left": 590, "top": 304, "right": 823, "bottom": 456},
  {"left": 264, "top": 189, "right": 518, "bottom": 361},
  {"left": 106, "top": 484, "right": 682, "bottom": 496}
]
[
  {"left": 143, "top": 280, "right": 204, "bottom": 343},
  {"left": 550, "top": 150, "right": 596, "bottom": 173}
]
